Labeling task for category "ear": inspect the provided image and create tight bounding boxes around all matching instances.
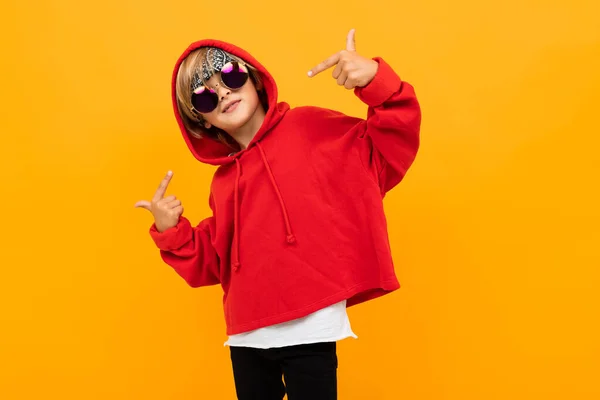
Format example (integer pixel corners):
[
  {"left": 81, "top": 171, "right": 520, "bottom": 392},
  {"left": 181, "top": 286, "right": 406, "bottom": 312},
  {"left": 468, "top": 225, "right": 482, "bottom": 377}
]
[{"left": 204, "top": 121, "right": 212, "bottom": 129}]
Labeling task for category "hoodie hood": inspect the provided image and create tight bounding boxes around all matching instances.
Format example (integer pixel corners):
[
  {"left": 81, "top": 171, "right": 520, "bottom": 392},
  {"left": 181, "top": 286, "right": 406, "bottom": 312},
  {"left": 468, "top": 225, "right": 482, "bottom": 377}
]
[{"left": 171, "top": 39, "right": 290, "bottom": 166}]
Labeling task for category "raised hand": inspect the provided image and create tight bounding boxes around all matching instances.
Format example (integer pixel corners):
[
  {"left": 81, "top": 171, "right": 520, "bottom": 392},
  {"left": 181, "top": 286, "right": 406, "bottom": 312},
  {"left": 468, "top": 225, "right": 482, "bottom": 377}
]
[
  {"left": 307, "top": 28, "right": 379, "bottom": 89},
  {"left": 134, "top": 171, "right": 183, "bottom": 233}
]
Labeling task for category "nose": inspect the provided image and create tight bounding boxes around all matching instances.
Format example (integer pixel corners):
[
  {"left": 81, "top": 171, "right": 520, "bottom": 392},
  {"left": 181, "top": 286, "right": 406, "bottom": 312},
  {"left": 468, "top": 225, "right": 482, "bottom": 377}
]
[{"left": 214, "top": 83, "right": 231, "bottom": 100}]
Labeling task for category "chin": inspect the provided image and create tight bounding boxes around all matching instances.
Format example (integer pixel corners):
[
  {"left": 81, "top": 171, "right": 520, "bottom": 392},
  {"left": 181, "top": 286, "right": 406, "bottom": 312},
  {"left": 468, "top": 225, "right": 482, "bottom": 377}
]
[{"left": 222, "top": 107, "right": 255, "bottom": 128}]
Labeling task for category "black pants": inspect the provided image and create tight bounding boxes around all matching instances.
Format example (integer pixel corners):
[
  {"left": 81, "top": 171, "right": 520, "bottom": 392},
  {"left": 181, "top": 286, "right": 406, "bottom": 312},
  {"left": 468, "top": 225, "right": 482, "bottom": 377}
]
[{"left": 229, "top": 342, "right": 338, "bottom": 400}]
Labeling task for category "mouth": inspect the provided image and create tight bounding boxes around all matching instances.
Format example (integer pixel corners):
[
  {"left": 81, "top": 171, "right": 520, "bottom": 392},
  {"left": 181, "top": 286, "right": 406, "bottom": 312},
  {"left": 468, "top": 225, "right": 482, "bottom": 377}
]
[{"left": 222, "top": 100, "right": 241, "bottom": 113}]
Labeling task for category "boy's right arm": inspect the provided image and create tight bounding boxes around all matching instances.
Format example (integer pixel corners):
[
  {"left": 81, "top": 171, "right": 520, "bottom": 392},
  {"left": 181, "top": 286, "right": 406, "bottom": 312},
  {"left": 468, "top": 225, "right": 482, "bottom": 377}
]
[
  {"left": 135, "top": 171, "right": 220, "bottom": 287},
  {"left": 149, "top": 216, "right": 220, "bottom": 287}
]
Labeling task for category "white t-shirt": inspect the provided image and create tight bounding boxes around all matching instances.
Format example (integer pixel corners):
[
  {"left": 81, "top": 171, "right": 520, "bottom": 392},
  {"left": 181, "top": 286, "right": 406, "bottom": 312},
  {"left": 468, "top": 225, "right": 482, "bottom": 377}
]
[{"left": 224, "top": 300, "right": 358, "bottom": 349}]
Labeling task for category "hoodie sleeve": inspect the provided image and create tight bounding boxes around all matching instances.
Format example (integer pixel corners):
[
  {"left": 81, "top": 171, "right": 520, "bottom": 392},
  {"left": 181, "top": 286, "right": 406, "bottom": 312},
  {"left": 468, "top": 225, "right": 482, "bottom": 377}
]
[
  {"left": 353, "top": 57, "right": 421, "bottom": 194},
  {"left": 149, "top": 215, "right": 220, "bottom": 287}
]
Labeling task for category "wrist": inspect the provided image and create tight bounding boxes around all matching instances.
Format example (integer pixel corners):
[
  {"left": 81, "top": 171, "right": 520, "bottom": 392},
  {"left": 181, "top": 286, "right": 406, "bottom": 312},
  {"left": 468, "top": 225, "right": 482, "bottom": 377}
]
[
  {"left": 149, "top": 217, "right": 192, "bottom": 251},
  {"left": 361, "top": 60, "right": 379, "bottom": 87},
  {"left": 354, "top": 58, "right": 402, "bottom": 107}
]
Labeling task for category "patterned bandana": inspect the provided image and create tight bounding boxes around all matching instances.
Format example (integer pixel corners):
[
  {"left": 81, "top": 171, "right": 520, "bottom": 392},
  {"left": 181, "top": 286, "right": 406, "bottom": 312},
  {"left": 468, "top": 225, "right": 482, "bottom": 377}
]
[{"left": 191, "top": 47, "right": 235, "bottom": 92}]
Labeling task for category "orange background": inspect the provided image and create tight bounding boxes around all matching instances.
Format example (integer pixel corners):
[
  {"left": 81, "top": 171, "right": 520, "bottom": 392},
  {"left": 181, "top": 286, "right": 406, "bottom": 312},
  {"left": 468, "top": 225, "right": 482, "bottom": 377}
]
[{"left": 1, "top": 0, "right": 599, "bottom": 399}]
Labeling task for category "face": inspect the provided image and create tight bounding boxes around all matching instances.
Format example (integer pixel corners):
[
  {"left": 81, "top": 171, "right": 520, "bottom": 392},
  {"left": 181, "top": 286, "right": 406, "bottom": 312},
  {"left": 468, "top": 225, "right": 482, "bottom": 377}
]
[{"left": 199, "top": 71, "right": 264, "bottom": 135}]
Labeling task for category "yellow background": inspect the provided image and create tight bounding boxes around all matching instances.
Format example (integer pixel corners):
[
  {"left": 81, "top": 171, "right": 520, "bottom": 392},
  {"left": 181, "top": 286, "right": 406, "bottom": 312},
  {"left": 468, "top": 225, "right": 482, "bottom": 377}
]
[{"left": 1, "top": 0, "right": 599, "bottom": 399}]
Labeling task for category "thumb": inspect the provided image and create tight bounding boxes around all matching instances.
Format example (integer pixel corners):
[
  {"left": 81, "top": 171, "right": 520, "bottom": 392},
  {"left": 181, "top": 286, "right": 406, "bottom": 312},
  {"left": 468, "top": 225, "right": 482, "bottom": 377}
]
[
  {"left": 134, "top": 200, "right": 152, "bottom": 211},
  {"left": 346, "top": 28, "right": 356, "bottom": 52}
]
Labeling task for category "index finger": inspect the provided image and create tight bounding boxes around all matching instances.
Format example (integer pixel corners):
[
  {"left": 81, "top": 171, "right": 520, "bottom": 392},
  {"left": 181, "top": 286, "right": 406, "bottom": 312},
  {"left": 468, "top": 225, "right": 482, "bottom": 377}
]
[
  {"left": 153, "top": 171, "right": 173, "bottom": 201},
  {"left": 308, "top": 53, "right": 341, "bottom": 77}
]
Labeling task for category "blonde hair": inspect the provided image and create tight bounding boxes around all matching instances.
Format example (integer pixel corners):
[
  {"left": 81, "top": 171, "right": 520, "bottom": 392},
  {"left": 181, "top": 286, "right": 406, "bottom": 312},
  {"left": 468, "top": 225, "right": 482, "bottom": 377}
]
[{"left": 175, "top": 47, "right": 267, "bottom": 149}]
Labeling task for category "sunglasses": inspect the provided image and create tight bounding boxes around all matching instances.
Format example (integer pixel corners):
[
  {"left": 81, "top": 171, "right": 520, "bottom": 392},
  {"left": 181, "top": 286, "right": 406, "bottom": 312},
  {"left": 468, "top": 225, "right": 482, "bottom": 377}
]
[{"left": 191, "top": 61, "right": 250, "bottom": 114}]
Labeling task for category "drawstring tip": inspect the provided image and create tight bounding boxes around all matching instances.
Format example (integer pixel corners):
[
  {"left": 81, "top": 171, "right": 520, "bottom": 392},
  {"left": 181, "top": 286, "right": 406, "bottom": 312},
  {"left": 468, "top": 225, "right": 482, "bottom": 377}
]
[
  {"left": 232, "top": 262, "right": 241, "bottom": 272},
  {"left": 286, "top": 234, "right": 296, "bottom": 244}
]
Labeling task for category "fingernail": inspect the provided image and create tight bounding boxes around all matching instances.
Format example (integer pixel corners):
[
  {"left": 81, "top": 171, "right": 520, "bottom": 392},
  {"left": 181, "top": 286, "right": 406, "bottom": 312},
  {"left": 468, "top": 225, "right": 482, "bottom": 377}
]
[
  {"left": 168, "top": 170, "right": 173, "bottom": 175},
  {"left": 307, "top": 71, "right": 313, "bottom": 77}
]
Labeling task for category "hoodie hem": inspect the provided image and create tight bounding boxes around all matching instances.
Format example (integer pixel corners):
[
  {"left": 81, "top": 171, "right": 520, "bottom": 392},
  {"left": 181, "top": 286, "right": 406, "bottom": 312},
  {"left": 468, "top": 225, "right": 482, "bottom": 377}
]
[{"left": 225, "top": 279, "right": 401, "bottom": 336}]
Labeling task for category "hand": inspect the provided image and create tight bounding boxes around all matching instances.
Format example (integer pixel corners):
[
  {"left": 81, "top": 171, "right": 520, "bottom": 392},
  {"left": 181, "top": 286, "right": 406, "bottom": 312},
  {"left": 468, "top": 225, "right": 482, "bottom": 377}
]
[
  {"left": 307, "top": 28, "right": 379, "bottom": 89},
  {"left": 134, "top": 171, "right": 183, "bottom": 233}
]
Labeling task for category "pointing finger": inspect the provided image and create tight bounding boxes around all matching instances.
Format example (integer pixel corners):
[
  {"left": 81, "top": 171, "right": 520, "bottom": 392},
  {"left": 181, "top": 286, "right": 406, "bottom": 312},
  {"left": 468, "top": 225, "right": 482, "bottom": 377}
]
[
  {"left": 346, "top": 28, "right": 356, "bottom": 52},
  {"left": 308, "top": 53, "right": 341, "bottom": 77},
  {"left": 153, "top": 171, "right": 173, "bottom": 202}
]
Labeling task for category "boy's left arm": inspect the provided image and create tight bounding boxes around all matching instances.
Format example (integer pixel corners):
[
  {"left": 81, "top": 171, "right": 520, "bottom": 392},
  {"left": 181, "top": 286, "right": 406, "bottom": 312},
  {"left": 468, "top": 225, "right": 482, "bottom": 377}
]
[
  {"left": 308, "top": 29, "right": 422, "bottom": 194},
  {"left": 354, "top": 58, "right": 421, "bottom": 193}
]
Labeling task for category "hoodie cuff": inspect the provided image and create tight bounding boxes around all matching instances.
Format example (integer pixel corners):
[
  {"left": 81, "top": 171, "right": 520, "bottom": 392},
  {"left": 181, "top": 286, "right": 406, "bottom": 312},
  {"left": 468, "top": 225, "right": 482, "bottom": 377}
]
[
  {"left": 354, "top": 57, "right": 402, "bottom": 108},
  {"left": 149, "top": 217, "right": 193, "bottom": 251}
]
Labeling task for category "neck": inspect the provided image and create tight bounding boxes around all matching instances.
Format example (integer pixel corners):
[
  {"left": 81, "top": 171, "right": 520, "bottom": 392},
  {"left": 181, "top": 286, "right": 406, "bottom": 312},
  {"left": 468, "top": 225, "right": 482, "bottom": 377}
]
[{"left": 229, "top": 105, "right": 266, "bottom": 150}]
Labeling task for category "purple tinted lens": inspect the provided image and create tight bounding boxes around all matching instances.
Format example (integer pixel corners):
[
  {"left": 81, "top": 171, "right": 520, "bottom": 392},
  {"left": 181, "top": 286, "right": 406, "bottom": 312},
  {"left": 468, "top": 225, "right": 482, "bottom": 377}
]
[
  {"left": 221, "top": 64, "right": 249, "bottom": 89},
  {"left": 191, "top": 89, "right": 218, "bottom": 113}
]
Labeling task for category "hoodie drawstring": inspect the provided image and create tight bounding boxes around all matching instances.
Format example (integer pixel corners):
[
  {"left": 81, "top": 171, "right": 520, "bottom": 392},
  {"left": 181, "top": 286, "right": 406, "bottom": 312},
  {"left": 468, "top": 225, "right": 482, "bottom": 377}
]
[
  {"left": 231, "top": 158, "right": 242, "bottom": 272},
  {"left": 231, "top": 142, "right": 296, "bottom": 272},
  {"left": 257, "top": 143, "right": 297, "bottom": 244}
]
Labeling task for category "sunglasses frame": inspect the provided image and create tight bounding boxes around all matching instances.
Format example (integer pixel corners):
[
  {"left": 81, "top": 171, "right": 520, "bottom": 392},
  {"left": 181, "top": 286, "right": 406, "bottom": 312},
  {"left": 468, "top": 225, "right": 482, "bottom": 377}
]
[{"left": 191, "top": 61, "right": 250, "bottom": 115}]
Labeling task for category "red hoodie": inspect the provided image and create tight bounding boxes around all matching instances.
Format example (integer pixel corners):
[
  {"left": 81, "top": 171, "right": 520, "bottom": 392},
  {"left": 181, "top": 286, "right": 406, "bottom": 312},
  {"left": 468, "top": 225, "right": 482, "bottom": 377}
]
[{"left": 149, "top": 39, "right": 421, "bottom": 335}]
